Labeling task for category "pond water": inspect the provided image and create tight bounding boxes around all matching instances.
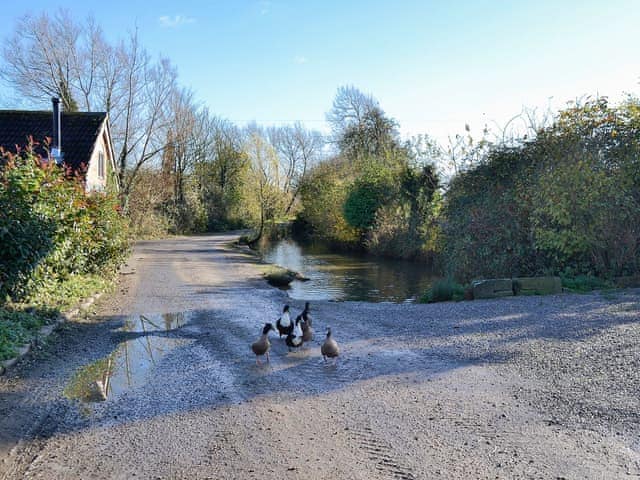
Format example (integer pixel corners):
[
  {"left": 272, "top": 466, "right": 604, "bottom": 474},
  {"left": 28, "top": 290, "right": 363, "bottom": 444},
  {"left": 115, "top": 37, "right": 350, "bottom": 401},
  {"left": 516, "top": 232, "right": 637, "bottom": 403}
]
[{"left": 258, "top": 238, "right": 440, "bottom": 303}]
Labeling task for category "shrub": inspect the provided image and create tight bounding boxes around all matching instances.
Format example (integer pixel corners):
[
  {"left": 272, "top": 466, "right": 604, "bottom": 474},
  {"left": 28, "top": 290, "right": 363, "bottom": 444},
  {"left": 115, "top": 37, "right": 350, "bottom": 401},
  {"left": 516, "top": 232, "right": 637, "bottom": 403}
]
[
  {"left": 561, "top": 274, "right": 613, "bottom": 293},
  {"left": 441, "top": 97, "right": 640, "bottom": 282},
  {"left": 420, "top": 278, "right": 466, "bottom": 303},
  {"left": 0, "top": 147, "right": 130, "bottom": 302}
]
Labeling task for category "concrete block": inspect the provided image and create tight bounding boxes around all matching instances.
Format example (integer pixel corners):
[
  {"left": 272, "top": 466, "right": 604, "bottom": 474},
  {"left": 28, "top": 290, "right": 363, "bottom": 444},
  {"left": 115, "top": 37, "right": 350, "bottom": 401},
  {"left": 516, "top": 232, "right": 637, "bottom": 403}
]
[
  {"left": 472, "top": 279, "right": 514, "bottom": 299},
  {"left": 614, "top": 275, "right": 640, "bottom": 288},
  {"left": 513, "top": 276, "right": 562, "bottom": 295}
]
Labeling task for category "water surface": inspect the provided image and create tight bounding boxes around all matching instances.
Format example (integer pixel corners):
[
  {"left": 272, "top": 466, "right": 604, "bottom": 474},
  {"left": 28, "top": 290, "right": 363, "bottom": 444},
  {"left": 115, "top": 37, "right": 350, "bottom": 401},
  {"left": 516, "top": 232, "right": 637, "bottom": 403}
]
[{"left": 259, "top": 238, "right": 439, "bottom": 303}]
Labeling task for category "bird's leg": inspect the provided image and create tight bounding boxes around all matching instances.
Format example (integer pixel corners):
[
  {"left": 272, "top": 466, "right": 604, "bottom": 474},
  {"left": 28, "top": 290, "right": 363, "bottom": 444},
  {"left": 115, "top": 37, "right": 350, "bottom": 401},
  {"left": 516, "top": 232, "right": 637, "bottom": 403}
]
[
  {"left": 256, "top": 357, "right": 261, "bottom": 366},
  {"left": 266, "top": 351, "right": 270, "bottom": 363}
]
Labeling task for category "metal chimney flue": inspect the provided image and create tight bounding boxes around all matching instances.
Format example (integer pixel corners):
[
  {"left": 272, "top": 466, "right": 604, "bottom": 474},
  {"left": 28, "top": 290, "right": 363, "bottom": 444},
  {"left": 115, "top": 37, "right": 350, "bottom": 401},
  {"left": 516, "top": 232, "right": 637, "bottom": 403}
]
[{"left": 51, "top": 97, "right": 63, "bottom": 164}]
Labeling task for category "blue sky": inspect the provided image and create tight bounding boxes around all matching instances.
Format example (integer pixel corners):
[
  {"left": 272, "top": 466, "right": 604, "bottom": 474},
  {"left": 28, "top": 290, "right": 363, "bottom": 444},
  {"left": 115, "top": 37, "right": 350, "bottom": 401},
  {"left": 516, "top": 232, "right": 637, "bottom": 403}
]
[{"left": 1, "top": 0, "right": 639, "bottom": 142}]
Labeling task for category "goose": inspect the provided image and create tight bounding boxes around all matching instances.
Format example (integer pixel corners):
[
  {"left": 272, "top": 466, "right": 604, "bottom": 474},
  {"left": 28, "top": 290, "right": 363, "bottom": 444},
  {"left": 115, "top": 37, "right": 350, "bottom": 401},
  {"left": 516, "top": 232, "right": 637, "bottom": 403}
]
[
  {"left": 321, "top": 327, "right": 340, "bottom": 363},
  {"left": 276, "top": 305, "right": 293, "bottom": 338},
  {"left": 285, "top": 317, "right": 304, "bottom": 352},
  {"left": 251, "top": 323, "right": 276, "bottom": 365}
]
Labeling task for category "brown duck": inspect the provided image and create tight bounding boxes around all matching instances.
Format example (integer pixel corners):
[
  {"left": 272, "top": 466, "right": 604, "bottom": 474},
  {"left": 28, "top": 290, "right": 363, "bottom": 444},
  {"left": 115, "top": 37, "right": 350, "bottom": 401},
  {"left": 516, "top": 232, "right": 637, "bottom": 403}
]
[
  {"left": 251, "top": 323, "right": 276, "bottom": 364},
  {"left": 296, "top": 302, "right": 313, "bottom": 342},
  {"left": 300, "top": 302, "right": 312, "bottom": 327},
  {"left": 321, "top": 327, "right": 339, "bottom": 363},
  {"left": 301, "top": 318, "right": 314, "bottom": 343}
]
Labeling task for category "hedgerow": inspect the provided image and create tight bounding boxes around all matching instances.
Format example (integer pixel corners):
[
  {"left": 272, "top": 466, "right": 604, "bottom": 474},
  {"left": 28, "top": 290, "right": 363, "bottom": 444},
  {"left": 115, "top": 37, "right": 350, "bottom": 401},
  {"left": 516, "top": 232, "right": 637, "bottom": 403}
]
[{"left": 0, "top": 145, "right": 130, "bottom": 303}]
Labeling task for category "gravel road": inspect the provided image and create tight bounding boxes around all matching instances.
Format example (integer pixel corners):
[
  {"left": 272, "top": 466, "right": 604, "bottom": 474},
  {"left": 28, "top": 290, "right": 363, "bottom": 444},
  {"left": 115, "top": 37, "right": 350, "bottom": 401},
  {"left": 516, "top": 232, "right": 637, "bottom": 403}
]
[{"left": 1, "top": 233, "right": 639, "bottom": 479}]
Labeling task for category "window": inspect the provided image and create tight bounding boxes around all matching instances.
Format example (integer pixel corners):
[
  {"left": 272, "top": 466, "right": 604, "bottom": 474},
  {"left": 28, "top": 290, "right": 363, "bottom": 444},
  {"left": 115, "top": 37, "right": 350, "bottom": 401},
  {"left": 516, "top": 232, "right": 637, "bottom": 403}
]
[{"left": 98, "top": 151, "right": 105, "bottom": 179}]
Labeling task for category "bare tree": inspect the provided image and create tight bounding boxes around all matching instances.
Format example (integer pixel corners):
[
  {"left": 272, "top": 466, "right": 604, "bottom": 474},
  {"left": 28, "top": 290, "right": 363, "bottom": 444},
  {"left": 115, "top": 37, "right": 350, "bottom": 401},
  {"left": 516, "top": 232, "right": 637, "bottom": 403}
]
[
  {"left": 326, "top": 85, "right": 378, "bottom": 138},
  {"left": 70, "top": 17, "right": 104, "bottom": 111},
  {"left": 108, "top": 32, "right": 177, "bottom": 205},
  {"left": 1, "top": 11, "right": 179, "bottom": 207},
  {"left": 1, "top": 10, "right": 85, "bottom": 111},
  {"left": 161, "top": 89, "right": 211, "bottom": 206},
  {"left": 268, "top": 122, "right": 324, "bottom": 214}
]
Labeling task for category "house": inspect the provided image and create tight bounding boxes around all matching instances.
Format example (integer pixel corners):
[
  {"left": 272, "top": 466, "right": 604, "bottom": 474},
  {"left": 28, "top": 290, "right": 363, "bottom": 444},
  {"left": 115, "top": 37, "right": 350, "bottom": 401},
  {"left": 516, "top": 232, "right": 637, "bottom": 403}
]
[{"left": 0, "top": 98, "right": 116, "bottom": 192}]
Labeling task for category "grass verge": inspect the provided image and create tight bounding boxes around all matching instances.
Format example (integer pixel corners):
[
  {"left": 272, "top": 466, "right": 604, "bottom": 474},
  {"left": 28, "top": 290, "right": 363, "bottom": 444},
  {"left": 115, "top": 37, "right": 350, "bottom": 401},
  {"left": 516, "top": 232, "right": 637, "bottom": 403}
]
[
  {"left": 0, "top": 273, "right": 113, "bottom": 362},
  {"left": 561, "top": 274, "right": 614, "bottom": 293}
]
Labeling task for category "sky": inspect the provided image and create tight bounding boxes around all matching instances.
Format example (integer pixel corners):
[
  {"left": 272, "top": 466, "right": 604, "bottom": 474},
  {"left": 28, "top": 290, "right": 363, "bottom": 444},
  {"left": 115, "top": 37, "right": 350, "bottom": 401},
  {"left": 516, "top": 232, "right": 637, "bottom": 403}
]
[{"left": 1, "top": 0, "right": 639, "bottom": 142}]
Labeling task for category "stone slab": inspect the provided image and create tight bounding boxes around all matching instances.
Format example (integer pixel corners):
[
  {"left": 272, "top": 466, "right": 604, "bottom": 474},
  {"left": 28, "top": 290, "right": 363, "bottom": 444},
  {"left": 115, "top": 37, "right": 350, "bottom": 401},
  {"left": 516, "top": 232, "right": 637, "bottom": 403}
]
[
  {"left": 472, "top": 279, "right": 514, "bottom": 299},
  {"left": 513, "top": 276, "right": 562, "bottom": 295}
]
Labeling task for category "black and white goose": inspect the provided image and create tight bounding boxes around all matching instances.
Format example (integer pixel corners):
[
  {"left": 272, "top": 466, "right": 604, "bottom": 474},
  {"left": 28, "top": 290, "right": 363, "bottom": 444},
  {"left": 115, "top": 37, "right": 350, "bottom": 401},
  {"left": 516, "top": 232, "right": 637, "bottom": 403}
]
[
  {"left": 285, "top": 317, "right": 304, "bottom": 352},
  {"left": 251, "top": 323, "right": 276, "bottom": 365},
  {"left": 276, "top": 305, "right": 293, "bottom": 338}
]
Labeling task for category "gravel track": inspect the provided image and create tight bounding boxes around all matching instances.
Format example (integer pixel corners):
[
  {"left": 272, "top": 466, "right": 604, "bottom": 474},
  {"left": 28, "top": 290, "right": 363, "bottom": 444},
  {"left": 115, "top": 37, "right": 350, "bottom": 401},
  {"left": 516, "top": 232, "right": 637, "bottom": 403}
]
[{"left": 1, "top": 233, "right": 639, "bottom": 479}]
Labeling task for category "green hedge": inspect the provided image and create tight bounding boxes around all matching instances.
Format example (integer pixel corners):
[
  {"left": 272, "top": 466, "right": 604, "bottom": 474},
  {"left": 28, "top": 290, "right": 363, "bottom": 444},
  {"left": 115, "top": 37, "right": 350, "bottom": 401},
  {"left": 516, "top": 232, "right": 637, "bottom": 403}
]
[
  {"left": 441, "top": 97, "right": 640, "bottom": 282},
  {"left": 0, "top": 148, "right": 130, "bottom": 303}
]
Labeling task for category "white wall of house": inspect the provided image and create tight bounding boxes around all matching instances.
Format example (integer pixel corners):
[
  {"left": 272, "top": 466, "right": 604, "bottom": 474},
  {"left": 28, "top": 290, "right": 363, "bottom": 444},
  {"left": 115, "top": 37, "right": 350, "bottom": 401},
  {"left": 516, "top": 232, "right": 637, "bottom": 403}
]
[
  {"left": 85, "top": 124, "right": 114, "bottom": 192},
  {"left": 85, "top": 143, "right": 106, "bottom": 191}
]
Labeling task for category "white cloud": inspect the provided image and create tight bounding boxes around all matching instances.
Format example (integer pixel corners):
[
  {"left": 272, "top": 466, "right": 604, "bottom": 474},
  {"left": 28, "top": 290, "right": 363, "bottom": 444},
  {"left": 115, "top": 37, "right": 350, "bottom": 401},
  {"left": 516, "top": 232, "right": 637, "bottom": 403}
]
[
  {"left": 294, "top": 55, "right": 308, "bottom": 65},
  {"left": 158, "top": 15, "right": 196, "bottom": 28}
]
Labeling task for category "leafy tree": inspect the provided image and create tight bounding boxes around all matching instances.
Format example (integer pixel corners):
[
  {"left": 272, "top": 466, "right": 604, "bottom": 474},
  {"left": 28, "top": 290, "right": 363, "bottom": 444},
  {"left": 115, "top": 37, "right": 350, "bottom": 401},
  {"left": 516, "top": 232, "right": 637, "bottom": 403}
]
[
  {"left": 244, "top": 131, "right": 287, "bottom": 241},
  {"left": 343, "top": 164, "right": 395, "bottom": 231},
  {"left": 297, "top": 159, "right": 359, "bottom": 246},
  {"left": 193, "top": 117, "right": 249, "bottom": 230}
]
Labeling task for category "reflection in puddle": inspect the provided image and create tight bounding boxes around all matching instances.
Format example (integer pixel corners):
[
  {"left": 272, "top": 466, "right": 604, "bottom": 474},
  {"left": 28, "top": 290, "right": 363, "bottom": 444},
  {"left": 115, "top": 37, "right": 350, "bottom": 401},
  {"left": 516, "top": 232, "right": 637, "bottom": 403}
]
[{"left": 65, "top": 313, "right": 190, "bottom": 402}]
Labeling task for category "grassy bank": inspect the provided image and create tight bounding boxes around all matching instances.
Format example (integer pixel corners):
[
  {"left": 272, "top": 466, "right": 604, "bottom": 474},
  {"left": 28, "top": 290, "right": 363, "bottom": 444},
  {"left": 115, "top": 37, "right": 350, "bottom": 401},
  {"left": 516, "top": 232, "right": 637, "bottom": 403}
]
[
  {"left": 1, "top": 149, "right": 130, "bottom": 363},
  {"left": 0, "top": 274, "right": 113, "bottom": 361}
]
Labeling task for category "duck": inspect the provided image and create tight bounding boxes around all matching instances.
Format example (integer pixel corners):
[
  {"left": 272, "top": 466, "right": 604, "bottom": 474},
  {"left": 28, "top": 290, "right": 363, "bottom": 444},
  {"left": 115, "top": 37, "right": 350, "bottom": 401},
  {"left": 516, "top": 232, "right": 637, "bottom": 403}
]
[
  {"left": 285, "top": 317, "right": 304, "bottom": 352},
  {"left": 321, "top": 327, "right": 340, "bottom": 363},
  {"left": 251, "top": 322, "right": 276, "bottom": 365},
  {"left": 301, "top": 319, "right": 314, "bottom": 343},
  {"left": 276, "top": 305, "right": 293, "bottom": 338},
  {"left": 300, "top": 301, "right": 312, "bottom": 327},
  {"left": 296, "top": 302, "right": 314, "bottom": 342}
]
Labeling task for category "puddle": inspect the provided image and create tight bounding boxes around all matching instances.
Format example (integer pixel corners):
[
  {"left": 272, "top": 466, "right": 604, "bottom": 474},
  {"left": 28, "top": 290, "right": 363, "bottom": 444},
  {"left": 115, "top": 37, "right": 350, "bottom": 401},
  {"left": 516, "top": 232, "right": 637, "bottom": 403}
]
[{"left": 65, "top": 313, "right": 190, "bottom": 402}]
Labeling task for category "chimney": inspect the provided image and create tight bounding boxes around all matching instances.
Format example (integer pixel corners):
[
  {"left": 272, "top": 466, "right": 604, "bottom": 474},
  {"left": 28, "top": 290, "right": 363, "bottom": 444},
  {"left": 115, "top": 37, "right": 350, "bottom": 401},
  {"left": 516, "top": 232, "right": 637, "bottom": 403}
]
[{"left": 51, "top": 97, "right": 63, "bottom": 164}]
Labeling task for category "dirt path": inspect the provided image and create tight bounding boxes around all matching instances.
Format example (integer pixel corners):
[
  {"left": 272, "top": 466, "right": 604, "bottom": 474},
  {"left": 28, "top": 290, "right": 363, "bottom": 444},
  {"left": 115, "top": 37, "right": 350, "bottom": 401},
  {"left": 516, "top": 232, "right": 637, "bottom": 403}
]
[{"left": 1, "top": 233, "right": 639, "bottom": 479}]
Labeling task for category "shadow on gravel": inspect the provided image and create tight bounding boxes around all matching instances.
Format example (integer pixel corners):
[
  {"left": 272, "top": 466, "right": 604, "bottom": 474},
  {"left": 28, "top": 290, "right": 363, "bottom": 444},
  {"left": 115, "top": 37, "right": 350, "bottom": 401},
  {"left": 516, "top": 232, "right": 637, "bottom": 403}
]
[{"left": 1, "top": 290, "right": 639, "bottom": 449}]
